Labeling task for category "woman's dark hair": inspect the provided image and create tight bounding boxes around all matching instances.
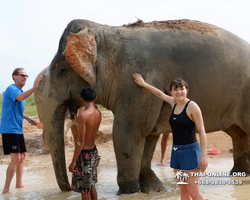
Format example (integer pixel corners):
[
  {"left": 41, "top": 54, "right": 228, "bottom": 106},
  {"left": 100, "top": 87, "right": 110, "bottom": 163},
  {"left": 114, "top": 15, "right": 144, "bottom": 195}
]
[
  {"left": 12, "top": 68, "right": 25, "bottom": 81},
  {"left": 169, "top": 78, "right": 189, "bottom": 91},
  {"left": 80, "top": 87, "right": 96, "bottom": 102}
]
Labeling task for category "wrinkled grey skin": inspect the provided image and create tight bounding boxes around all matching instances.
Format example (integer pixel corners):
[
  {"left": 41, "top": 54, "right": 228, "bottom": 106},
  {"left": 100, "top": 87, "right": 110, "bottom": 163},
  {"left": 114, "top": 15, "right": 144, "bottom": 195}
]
[
  {"left": 43, "top": 19, "right": 250, "bottom": 194},
  {"left": 33, "top": 67, "right": 77, "bottom": 152}
]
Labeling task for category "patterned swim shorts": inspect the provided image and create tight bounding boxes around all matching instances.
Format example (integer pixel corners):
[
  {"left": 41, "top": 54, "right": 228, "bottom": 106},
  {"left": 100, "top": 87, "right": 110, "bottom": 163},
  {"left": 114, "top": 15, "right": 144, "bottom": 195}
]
[{"left": 71, "top": 146, "right": 100, "bottom": 194}]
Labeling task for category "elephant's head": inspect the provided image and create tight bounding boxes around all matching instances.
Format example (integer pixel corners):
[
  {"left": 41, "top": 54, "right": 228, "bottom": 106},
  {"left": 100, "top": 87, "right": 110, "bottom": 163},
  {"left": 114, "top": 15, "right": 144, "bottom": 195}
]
[
  {"left": 43, "top": 19, "right": 118, "bottom": 191},
  {"left": 42, "top": 54, "right": 91, "bottom": 190}
]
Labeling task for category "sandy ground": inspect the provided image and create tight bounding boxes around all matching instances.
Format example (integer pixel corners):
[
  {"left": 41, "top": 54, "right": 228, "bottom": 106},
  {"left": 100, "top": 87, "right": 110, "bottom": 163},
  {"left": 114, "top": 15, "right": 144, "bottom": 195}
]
[{"left": 0, "top": 110, "right": 233, "bottom": 176}]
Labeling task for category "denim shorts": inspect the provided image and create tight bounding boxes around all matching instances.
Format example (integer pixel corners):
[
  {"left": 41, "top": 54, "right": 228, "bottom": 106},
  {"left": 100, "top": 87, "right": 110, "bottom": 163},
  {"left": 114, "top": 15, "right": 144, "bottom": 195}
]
[{"left": 170, "top": 141, "right": 201, "bottom": 170}]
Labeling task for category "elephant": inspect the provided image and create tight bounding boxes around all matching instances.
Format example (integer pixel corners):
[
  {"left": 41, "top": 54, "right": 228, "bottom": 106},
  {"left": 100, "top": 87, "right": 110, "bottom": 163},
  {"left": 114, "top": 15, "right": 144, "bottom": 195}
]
[
  {"left": 33, "top": 67, "right": 78, "bottom": 152},
  {"left": 42, "top": 18, "right": 250, "bottom": 194}
]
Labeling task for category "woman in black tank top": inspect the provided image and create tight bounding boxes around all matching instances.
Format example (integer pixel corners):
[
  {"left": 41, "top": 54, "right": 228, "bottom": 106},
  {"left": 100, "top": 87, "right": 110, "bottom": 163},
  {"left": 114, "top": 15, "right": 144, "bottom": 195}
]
[
  {"left": 169, "top": 100, "right": 197, "bottom": 145},
  {"left": 133, "top": 73, "right": 207, "bottom": 200}
]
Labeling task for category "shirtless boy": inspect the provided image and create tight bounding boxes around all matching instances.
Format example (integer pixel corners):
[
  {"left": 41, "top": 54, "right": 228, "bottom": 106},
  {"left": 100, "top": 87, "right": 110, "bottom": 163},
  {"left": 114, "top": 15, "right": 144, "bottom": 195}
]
[{"left": 68, "top": 87, "right": 102, "bottom": 200}]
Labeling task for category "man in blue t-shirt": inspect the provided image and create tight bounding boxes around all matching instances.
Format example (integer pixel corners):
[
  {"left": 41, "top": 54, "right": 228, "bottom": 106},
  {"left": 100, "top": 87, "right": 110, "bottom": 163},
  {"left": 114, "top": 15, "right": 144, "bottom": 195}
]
[{"left": 0, "top": 68, "right": 43, "bottom": 194}]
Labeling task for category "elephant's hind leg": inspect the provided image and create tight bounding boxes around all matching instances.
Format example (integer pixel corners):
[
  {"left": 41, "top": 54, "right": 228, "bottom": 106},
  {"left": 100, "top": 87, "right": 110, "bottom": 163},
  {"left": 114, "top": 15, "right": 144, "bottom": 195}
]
[
  {"left": 140, "top": 134, "right": 164, "bottom": 193},
  {"left": 224, "top": 125, "right": 250, "bottom": 175}
]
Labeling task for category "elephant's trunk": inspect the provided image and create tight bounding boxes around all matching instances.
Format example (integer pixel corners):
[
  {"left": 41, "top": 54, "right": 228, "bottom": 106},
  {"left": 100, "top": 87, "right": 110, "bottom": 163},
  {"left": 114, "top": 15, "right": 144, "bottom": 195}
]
[{"left": 43, "top": 84, "right": 71, "bottom": 191}]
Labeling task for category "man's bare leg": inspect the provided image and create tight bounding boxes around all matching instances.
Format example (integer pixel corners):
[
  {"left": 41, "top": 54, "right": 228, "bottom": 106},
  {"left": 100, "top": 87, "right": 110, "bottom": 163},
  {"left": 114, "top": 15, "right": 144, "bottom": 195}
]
[
  {"left": 16, "top": 152, "right": 26, "bottom": 188},
  {"left": 2, "top": 153, "right": 21, "bottom": 194},
  {"left": 90, "top": 187, "right": 97, "bottom": 200},
  {"left": 159, "top": 133, "right": 170, "bottom": 166},
  {"left": 81, "top": 193, "right": 90, "bottom": 200},
  {"left": 81, "top": 187, "right": 97, "bottom": 200}
]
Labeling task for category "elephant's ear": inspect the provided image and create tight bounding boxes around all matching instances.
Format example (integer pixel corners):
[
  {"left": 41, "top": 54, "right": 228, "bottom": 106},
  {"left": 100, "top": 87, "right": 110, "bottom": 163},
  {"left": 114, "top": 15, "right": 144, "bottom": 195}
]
[{"left": 62, "top": 28, "right": 97, "bottom": 86}]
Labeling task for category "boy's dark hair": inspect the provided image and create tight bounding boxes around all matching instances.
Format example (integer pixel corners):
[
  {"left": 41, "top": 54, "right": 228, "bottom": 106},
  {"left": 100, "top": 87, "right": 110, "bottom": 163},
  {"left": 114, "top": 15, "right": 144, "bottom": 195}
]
[
  {"left": 12, "top": 68, "right": 25, "bottom": 81},
  {"left": 169, "top": 78, "right": 189, "bottom": 91},
  {"left": 80, "top": 87, "right": 96, "bottom": 102}
]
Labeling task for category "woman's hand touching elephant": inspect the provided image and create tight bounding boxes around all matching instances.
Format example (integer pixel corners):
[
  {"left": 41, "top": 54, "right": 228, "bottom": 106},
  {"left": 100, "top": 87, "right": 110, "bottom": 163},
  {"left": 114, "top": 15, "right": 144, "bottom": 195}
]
[{"left": 133, "top": 73, "right": 146, "bottom": 87}]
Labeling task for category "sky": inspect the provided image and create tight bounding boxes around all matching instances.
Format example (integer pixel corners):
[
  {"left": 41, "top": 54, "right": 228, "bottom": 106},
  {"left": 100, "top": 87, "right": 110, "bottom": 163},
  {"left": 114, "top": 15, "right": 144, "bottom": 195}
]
[{"left": 0, "top": 0, "right": 250, "bottom": 92}]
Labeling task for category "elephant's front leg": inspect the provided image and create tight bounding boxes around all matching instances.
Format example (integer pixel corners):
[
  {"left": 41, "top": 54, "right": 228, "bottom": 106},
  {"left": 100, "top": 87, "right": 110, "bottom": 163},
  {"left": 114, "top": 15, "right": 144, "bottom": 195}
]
[
  {"left": 113, "top": 119, "right": 145, "bottom": 194},
  {"left": 140, "top": 134, "right": 164, "bottom": 193}
]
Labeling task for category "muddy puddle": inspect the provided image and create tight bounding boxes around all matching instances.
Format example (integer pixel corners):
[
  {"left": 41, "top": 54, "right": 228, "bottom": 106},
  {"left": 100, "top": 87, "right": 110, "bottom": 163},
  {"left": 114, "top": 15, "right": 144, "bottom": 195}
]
[{"left": 1, "top": 158, "right": 250, "bottom": 200}]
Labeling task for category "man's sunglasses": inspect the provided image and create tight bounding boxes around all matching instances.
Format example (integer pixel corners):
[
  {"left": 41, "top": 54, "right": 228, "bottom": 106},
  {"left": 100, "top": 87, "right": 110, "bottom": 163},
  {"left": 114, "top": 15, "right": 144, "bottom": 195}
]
[{"left": 17, "top": 74, "right": 29, "bottom": 78}]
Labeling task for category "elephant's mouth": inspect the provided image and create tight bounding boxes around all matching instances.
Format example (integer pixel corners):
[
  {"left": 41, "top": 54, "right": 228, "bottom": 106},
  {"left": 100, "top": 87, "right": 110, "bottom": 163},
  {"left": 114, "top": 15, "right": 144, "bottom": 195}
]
[{"left": 67, "top": 99, "right": 83, "bottom": 117}]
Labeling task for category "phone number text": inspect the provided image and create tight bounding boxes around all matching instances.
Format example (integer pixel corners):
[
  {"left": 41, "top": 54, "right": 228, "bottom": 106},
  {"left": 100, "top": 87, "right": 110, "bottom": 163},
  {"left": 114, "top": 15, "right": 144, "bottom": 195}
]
[{"left": 195, "top": 180, "right": 243, "bottom": 185}]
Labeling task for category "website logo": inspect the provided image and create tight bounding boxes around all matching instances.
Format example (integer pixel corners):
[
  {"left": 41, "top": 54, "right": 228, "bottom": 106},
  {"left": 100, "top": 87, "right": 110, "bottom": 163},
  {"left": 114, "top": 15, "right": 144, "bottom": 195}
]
[{"left": 175, "top": 170, "right": 190, "bottom": 185}]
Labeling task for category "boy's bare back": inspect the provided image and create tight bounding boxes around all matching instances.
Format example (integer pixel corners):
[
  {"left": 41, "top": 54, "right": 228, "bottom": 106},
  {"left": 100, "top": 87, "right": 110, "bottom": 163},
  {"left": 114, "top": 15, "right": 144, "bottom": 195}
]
[{"left": 77, "top": 106, "right": 102, "bottom": 150}]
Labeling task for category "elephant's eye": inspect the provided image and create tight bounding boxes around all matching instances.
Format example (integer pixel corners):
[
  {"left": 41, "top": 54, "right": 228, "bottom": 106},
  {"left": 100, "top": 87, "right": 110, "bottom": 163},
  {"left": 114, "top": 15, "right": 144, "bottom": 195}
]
[
  {"left": 59, "top": 67, "right": 69, "bottom": 76},
  {"left": 58, "top": 67, "right": 69, "bottom": 78},
  {"left": 57, "top": 61, "right": 71, "bottom": 77},
  {"left": 60, "top": 68, "right": 66, "bottom": 73}
]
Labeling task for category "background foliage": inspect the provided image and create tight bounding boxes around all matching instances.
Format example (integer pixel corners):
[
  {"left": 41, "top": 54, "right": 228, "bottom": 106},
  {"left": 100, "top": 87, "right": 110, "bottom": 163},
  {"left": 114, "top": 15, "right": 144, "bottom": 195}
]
[{"left": 0, "top": 93, "right": 37, "bottom": 116}]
